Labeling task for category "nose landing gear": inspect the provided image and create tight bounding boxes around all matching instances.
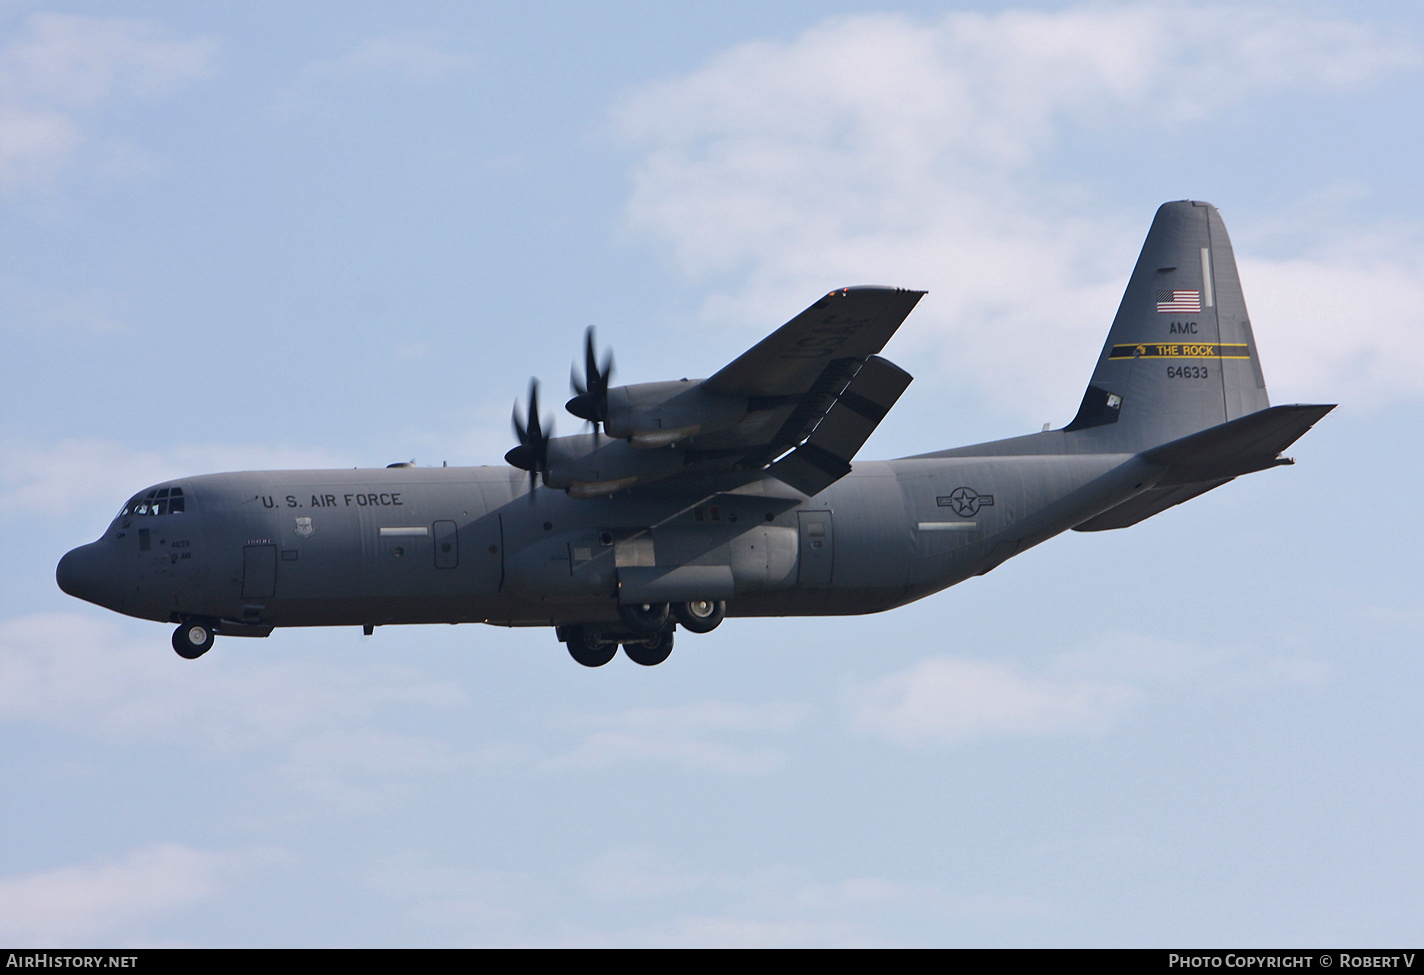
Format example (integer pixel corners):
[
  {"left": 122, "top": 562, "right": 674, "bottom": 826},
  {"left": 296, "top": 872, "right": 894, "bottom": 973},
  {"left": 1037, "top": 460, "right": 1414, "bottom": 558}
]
[{"left": 172, "top": 621, "right": 215, "bottom": 659}]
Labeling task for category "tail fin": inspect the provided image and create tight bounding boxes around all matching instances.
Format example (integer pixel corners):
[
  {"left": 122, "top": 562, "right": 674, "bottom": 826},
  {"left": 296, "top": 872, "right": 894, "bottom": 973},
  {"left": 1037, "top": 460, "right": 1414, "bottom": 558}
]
[{"left": 1065, "top": 201, "right": 1269, "bottom": 450}]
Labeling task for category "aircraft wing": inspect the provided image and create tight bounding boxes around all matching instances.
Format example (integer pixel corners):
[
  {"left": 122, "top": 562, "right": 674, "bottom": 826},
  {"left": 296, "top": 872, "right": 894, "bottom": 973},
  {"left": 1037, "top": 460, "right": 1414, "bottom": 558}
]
[
  {"left": 687, "top": 287, "right": 924, "bottom": 488},
  {"left": 705, "top": 286, "right": 925, "bottom": 399},
  {"left": 535, "top": 286, "right": 924, "bottom": 500}
]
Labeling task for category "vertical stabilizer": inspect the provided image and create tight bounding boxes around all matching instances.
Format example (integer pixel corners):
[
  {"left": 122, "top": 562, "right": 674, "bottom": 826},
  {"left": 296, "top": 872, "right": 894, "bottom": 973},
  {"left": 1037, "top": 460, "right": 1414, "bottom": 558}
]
[{"left": 1065, "top": 201, "right": 1269, "bottom": 450}]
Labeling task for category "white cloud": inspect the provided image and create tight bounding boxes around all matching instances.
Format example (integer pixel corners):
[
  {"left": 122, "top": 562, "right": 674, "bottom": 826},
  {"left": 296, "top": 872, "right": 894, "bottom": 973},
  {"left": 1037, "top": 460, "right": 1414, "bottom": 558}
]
[
  {"left": 0, "top": 438, "right": 351, "bottom": 519},
  {"left": 584, "top": 849, "right": 707, "bottom": 900},
  {"left": 554, "top": 730, "right": 789, "bottom": 774},
  {"left": 850, "top": 631, "right": 1328, "bottom": 747},
  {"left": 0, "top": 843, "right": 271, "bottom": 945},
  {"left": 278, "top": 730, "right": 468, "bottom": 810},
  {"left": 366, "top": 862, "right": 520, "bottom": 934},
  {"left": 851, "top": 656, "right": 1136, "bottom": 745},
  {"left": 615, "top": 4, "right": 1422, "bottom": 418},
  {"left": 305, "top": 32, "right": 469, "bottom": 83},
  {"left": 601, "top": 700, "right": 805, "bottom": 734},
  {"left": 0, "top": 613, "right": 463, "bottom": 753},
  {"left": 549, "top": 701, "right": 806, "bottom": 774},
  {"left": 563, "top": 860, "right": 1050, "bottom": 947},
  {"left": 3, "top": 13, "right": 214, "bottom": 105},
  {"left": 367, "top": 846, "right": 1053, "bottom": 947},
  {"left": 277, "top": 32, "right": 469, "bottom": 113},
  {"left": 1244, "top": 243, "right": 1424, "bottom": 408},
  {"left": 0, "top": 13, "right": 215, "bottom": 189},
  {"left": 603, "top": 913, "right": 889, "bottom": 948},
  {"left": 0, "top": 105, "right": 80, "bottom": 186}
]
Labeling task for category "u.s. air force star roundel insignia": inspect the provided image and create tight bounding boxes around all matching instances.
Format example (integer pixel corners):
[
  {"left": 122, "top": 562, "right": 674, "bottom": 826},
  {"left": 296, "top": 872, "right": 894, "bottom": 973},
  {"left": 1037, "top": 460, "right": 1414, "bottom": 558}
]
[
  {"left": 295, "top": 516, "right": 314, "bottom": 538},
  {"left": 936, "top": 487, "right": 995, "bottom": 518}
]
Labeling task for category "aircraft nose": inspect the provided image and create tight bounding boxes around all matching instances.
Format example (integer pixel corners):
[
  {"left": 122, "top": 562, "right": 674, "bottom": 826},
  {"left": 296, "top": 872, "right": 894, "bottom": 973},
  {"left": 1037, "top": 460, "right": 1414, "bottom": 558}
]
[{"left": 56, "top": 541, "right": 127, "bottom": 612}]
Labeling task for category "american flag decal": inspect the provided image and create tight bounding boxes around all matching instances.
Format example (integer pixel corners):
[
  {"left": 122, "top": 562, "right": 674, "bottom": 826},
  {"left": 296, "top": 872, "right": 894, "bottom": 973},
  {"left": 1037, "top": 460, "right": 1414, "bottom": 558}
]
[{"left": 1156, "top": 289, "right": 1201, "bottom": 314}]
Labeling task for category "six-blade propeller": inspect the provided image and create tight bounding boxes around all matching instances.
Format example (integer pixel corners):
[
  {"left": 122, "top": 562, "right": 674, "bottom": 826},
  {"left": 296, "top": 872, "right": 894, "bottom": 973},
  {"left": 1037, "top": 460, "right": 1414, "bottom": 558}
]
[
  {"left": 505, "top": 379, "right": 551, "bottom": 495},
  {"left": 508, "top": 329, "right": 618, "bottom": 491},
  {"left": 566, "top": 326, "right": 614, "bottom": 434}
]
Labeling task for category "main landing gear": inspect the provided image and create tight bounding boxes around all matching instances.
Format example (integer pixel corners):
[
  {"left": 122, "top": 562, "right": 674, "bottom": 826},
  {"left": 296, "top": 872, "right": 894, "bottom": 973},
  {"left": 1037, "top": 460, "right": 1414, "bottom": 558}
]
[
  {"left": 172, "top": 621, "right": 215, "bottom": 659},
  {"left": 624, "top": 629, "right": 674, "bottom": 667},
  {"left": 561, "top": 623, "right": 671, "bottom": 667},
  {"left": 559, "top": 600, "right": 724, "bottom": 668},
  {"left": 672, "top": 599, "right": 725, "bottom": 634},
  {"left": 564, "top": 624, "right": 619, "bottom": 667}
]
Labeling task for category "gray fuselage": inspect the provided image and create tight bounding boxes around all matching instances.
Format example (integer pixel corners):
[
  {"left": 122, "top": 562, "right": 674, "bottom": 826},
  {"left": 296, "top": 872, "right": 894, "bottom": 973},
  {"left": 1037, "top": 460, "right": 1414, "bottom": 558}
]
[{"left": 57, "top": 440, "right": 1153, "bottom": 634}]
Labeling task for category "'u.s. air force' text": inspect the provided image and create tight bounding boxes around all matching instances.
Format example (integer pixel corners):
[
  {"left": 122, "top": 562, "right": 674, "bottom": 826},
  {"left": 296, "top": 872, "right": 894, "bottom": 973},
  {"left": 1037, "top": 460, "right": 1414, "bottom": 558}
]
[{"left": 258, "top": 493, "right": 405, "bottom": 509}]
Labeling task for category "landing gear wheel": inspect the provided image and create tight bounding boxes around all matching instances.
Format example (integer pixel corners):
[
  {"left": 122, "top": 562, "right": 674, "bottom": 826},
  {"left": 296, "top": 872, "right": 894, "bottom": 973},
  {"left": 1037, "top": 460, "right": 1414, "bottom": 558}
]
[
  {"left": 624, "top": 629, "right": 674, "bottom": 667},
  {"left": 618, "top": 602, "right": 670, "bottom": 634},
  {"left": 172, "top": 622, "right": 214, "bottom": 659},
  {"left": 672, "top": 599, "right": 725, "bottom": 634},
  {"left": 565, "top": 624, "right": 617, "bottom": 667}
]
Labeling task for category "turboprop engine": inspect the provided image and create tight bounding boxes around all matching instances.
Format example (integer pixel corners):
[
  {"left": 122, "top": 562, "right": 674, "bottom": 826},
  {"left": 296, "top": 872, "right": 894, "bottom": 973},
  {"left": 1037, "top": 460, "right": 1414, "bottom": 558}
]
[
  {"left": 540, "top": 431, "right": 686, "bottom": 498},
  {"left": 600, "top": 380, "right": 746, "bottom": 448},
  {"left": 565, "top": 327, "right": 747, "bottom": 448}
]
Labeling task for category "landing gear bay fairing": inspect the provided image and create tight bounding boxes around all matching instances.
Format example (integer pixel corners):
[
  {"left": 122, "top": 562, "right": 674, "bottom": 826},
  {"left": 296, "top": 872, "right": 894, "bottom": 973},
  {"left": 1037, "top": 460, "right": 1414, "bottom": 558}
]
[{"left": 58, "top": 202, "right": 1333, "bottom": 666}]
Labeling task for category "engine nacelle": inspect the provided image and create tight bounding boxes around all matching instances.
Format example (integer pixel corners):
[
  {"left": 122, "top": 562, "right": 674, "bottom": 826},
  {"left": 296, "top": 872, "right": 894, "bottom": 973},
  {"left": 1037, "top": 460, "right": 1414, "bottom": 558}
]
[
  {"left": 603, "top": 380, "right": 746, "bottom": 448},
  {"left": 542, "top": 433, "right": 686, "bottom": 497}
]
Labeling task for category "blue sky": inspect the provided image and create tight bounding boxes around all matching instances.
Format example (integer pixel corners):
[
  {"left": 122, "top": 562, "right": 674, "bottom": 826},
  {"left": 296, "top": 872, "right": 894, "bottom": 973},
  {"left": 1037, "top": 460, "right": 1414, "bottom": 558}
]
[{"left": 2, "top": 1, "right": 1422, "bottom": 946}]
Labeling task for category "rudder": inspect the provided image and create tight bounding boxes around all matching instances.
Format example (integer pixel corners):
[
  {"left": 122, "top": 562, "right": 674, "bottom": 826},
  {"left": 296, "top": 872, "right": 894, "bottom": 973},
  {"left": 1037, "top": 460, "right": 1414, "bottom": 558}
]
[{"left": 1065, "top": 201, "right": 1269, "bottom": 450}]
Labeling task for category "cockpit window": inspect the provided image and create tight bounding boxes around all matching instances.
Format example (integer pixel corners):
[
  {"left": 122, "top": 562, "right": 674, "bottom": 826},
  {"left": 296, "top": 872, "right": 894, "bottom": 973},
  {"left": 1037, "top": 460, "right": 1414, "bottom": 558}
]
[{"left": 119, "top": 486, "right": 186, "bottom": 518}]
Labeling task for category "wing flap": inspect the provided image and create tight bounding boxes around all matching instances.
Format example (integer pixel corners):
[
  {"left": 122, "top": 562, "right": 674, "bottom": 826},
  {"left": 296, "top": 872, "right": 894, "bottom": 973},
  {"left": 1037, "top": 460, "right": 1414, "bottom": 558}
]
[{"left": 768, "top": 355, "right": 913, "bottom": 496}]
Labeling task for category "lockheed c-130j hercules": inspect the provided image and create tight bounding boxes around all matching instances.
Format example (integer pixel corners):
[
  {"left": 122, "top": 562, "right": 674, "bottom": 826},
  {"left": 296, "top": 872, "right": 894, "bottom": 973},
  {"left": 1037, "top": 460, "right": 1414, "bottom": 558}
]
[{"left": 57, "top": 201, "right": 1333, "bottom": 667}]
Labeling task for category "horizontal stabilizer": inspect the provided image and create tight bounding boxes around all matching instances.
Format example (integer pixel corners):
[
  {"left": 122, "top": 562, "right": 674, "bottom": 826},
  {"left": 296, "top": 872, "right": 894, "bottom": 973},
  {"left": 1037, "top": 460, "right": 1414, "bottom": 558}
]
[
  {"left": 1073, "top": 478, "right": 1234, "bottom": 532},
  {"left": 1143, "top": 403, "right": 1335, "bottom": 484},
  {"left": 769, "top": 355, "right": 913, "bottom": 496},
  {"left": 1074, "top": 403, "right": 1334, "bottom": 532}
]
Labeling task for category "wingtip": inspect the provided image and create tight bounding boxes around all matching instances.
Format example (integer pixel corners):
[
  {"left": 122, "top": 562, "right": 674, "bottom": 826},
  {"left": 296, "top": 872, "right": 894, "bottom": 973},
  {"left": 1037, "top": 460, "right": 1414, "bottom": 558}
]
[{"left": 826, "top": 285, "right": 928, "bottom": 297}]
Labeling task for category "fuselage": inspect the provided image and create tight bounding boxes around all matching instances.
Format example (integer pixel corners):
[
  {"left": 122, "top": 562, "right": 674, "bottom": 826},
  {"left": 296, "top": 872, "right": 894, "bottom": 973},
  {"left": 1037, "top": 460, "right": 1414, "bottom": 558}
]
[{"left": 56, "top": 441, "right": 1156, "bottom": 635}]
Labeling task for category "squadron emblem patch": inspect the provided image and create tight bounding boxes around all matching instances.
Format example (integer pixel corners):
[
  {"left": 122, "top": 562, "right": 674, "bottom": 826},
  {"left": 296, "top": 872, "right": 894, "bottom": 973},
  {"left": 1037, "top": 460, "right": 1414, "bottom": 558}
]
[{"left": 294, "top": 516, "right": 314, "bottom": 538}]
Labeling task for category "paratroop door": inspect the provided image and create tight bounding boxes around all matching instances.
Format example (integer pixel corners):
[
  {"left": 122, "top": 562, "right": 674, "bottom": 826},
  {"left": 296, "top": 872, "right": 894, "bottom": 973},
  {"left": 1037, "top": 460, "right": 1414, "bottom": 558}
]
[
  {"left": 242, "top": 544, "right": 277, "bottom": 598},
  {"left": 797, "top": 511, "right": 834, "bottom": 587}
]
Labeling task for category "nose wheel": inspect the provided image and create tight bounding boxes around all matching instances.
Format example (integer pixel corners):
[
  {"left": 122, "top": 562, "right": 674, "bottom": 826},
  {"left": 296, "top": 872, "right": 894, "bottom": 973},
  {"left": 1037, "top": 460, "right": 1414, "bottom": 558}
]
[{"left": 172, "top": 622, "right": 215, "bottom": 659}]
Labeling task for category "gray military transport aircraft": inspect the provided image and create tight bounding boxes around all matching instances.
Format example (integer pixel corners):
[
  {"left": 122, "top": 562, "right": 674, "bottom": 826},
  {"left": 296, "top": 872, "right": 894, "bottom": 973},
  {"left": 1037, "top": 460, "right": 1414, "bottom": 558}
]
[{"left": 57, "top": 201, "right": 1333, "bottom": 667}]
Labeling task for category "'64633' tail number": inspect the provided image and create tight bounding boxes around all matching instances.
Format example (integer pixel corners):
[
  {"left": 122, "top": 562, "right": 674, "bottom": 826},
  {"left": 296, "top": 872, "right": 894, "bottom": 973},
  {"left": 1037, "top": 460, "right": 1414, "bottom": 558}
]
[{"left": 1167, "top": 365, "right": 1209, "bottom": 379}]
